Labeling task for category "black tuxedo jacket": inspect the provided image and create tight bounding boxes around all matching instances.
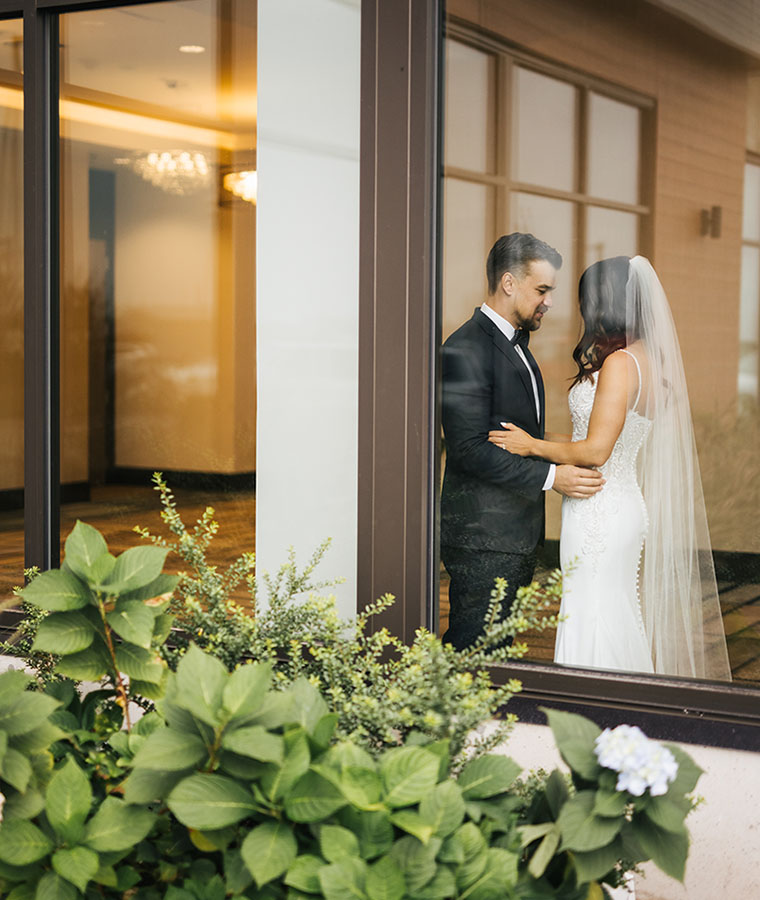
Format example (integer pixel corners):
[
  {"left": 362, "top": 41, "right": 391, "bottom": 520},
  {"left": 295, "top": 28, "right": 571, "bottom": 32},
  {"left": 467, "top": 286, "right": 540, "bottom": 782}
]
[{"left": 441, "top": 308, "right": 551, "bottom": 555}]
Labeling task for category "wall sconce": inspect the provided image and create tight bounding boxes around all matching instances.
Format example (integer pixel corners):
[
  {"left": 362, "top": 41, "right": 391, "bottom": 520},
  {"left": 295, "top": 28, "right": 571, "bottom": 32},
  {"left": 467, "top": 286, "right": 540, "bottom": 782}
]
[
  {"left": 223, "top": 169, "right": 257, "bottom": 205},
  {"left": 700, "top": 205, "right": 722, "bottom": 238}
]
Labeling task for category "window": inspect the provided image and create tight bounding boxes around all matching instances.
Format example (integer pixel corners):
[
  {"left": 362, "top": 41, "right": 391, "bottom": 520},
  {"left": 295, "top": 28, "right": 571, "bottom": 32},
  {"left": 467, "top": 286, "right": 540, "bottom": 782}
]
[{"left": 441, "top": 14, "right": 760, "bottom": 690}]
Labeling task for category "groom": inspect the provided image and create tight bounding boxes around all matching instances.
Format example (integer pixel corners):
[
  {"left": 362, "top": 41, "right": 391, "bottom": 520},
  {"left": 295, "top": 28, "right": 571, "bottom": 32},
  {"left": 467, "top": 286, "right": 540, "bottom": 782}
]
[{"left": 441, "top": 232, "right": 603, "bottom": 650}]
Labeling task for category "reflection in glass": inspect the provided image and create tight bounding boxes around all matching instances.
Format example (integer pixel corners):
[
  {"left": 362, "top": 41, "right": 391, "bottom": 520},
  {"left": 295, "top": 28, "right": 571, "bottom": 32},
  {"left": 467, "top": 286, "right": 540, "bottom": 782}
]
[
  {"left": 442, "top": 179, "right": 491, "bottom": 340},
  {"left": 512, "top": 67, "right": 576, "bottom": 191},
  {"left": 587, "top": 93, "right": 640, "bottom": 204},
  {"left": 445, "top": 40, "right": 494, "bottom": 174},
  {"left": 740, "top": 246, "right": 760, "bottom": 401},
  {"left": 585, "top": 206, "right": 638, "bottom": 265},
  {"left": 0, "top": 20, "right": 22, "bottom": 607},
  {"left": 59, "top": 1, "right": 256, "bottom": 582},
  {"left": 743, "top": 163, "right": 760, "bottom": 242}
]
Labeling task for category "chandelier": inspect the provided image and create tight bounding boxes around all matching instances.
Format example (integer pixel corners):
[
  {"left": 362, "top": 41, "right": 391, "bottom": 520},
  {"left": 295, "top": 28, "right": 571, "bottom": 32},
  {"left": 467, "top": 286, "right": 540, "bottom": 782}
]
[{"left": 119, "top": 150, "right": 211, "bottom": 196}]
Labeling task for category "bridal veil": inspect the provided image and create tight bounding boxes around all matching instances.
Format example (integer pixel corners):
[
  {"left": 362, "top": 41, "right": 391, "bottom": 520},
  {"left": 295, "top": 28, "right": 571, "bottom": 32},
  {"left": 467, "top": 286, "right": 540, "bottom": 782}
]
[{"left": 626, "top": 256, "right": 731, "bottom": 681}]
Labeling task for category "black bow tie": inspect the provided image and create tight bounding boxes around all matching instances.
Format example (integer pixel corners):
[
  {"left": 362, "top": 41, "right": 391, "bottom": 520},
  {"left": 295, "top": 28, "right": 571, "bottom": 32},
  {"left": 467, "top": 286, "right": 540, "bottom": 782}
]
[{"left": 511, "top": 329, "right": 529, "bottom": 349}]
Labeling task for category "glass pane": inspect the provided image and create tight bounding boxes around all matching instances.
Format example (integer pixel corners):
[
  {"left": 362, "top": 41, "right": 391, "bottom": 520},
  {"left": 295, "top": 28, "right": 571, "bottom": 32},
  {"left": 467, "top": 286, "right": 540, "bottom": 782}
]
[
  {"left": 743, "top": 163, "right": 760, "bottom": 242},
  {"left": 587, "top": 92, "right": 640, "bottom": 204},
  {"left": 585, "top": 206, "right": 638, "bottom": 265},
  {"left": 59, "top": 1, "right": 257, "bottom": 597},
  {"left": 512, "top": 66, "right": 576, "bottom": 191},
  {"left": 445, "top": 39, "right": 495, "bottom": 174},
  {"left": 739, "top": 245, "right": 760, "bottom": 400},
  {"left": 0, "top": 20, "right": 22, "bottom": 610},
  {"left": 442, "top": 178, "right": 491, "bottom": 340},
  {"left": 59, "top": 0, "right": 360, "bottom": 617}
]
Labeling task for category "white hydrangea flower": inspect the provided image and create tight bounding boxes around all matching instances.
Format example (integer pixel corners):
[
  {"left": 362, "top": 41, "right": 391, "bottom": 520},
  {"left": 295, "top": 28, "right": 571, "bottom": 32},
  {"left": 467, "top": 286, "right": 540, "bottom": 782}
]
[{"left": 594, "top": 725, "right": 678, "bottom": 797}]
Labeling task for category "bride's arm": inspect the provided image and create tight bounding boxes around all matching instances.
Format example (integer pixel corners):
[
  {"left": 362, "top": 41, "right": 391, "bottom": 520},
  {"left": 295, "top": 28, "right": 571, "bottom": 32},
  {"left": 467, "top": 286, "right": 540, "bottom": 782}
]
[{"left": 489, "top": 353, "right": 632, "bottom": 466}]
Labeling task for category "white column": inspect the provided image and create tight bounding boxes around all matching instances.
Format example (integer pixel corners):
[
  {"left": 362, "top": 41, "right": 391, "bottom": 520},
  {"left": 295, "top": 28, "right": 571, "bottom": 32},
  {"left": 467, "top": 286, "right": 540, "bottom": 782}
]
[{"left": 256, "top": 0, "right": 360, "bottom": 618}]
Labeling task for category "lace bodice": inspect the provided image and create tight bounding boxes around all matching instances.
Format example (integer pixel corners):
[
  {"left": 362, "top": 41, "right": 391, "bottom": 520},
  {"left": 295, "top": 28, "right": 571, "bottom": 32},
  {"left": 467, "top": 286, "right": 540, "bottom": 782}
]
[{"left": 568, "top": 372, "right": 651, "bottom": 485}]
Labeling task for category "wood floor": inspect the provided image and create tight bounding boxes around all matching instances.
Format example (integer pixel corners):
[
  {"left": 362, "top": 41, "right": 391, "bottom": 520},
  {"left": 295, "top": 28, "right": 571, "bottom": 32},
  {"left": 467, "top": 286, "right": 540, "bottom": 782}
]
[{"left": 2, "top": 484, "right": 758, "bottom": 682}]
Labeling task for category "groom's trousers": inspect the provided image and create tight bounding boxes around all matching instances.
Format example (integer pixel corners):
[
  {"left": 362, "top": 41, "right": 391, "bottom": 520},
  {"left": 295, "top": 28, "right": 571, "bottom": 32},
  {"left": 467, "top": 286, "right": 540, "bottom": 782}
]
[{"left": 440, "top": 545, "right": 537, "bottom": 651}]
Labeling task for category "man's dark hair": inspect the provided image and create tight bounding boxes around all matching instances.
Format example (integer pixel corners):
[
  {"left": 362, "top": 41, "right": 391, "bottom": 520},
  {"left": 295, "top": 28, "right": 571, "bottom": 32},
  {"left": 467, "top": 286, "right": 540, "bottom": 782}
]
[{"left": 486, "top": 232, "right": 562, "bottom": 294}]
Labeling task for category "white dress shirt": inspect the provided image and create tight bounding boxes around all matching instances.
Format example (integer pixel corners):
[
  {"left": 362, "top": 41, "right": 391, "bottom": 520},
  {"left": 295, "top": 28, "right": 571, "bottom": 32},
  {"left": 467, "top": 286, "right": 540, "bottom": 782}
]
[{"left": 480, "top": 303, "right": 556, "bottom": 491}]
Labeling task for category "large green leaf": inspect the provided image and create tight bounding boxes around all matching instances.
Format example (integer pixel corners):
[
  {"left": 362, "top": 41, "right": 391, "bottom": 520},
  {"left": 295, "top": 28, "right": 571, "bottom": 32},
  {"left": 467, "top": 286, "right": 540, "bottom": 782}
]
[
  {"left": 52, "top": 846, "right": 99, "bottom": 893},
  {"left": 283, "top": 678, "right": 330, "bottom": 733},
  {"left": 114, "top": 644, "right": 164, "bottom": 684},
  {"left": 34, "top": 871, "right": 78, "bottom": 900},
  {"left": 631, "top": 816, "right": 689, "bottom": 881},
  {"left": 0, "top": 748, "right": 32, "bottom": 793},
  {"left": 284, "top": 770, "right": 348, "bottom": 823},
  {"left": 84, "top": 797, "right": 156, "bottom": 852},
  {"left": 46, "top": 758, "right": 92, "bottom": 843},
  {"left": 104, "top": 545, "right": 169, "bottom": 594},
  {"left": 261, "top": 728, "right": 311, "bottom": 801},
  {"left": 324, "top": 742, "right": 376, "bottom": 772},
  {"left": 593, "top": 789, "right": 627, "bottom": 819},
  {"left": 643, "top": 794, "right": 689, "bottom": 833},
  {"left": 380, "top": 747, "right": 440, "bottom": 808},
  {"left": 389, "top": 810, "right": 435, "bottom": 844},
  {"left": 64, "top": 521, "right": 110, "bottom": 584},
  {"left": 118, "top": 572, "right": 179, "bottom": 604},
  {"left": 0, "top": 820, "right": 54, "bottom": 865},
  {"left": 544, "top": 768, "right": 571, "bottom": 819},
  {"left": 318, "top": 857, "right": 369, "bottom": 900},
  {"left": 419, "top": 780, "right": 465, "bottom": 837},
  {"left": 665, "top": 744, "right": 703, "bottom": 796},
  {"left": 167, "top": 773, "right": 256, "bottom": 830},
  {"left": 320, "top": 825, "right": 360, "bottom": 863},
  {"left": 241, "top": 821, "right": 298, "bottom": 887},
  {"left": 131, "top": 727, "right": 208, "bottom": 772},
  {"left": 542, "top": 708, "right": 602, "bottom": 781},
  {"left": 0, "top": 670, "right": 31, "bottom": 702},
  {"left": 526, "top": 824, "right": 561, "bottom": 880},
  {"left": 464, "top": 847, "right": 518, "bottom": 900},
  {"left": 366, "top": 856, "right": 404, "bottom": 900},
  {"left": 55, "top": 642, "right": 111, "bottom": 681},
  {"left": 557, "top": 791, "right": 622, "bottom": 853},
  {"left": 222, "top": 661, "right": 273, "bottom": 720},
  {"left": 2, "top": 789, "right": 45, "bottom": 822},
  {"left": 285, "top": 854, "right": 324, "bottom": 894},
  {"left": 174, "top": 644, "right": 228, "bottom": 726},
  {"left": 571, "top": 837, "right": 625, "bottom": 885},
  {"left": 107, "top": 600, "right": 156, "bottom": 649},
  {"left": 389, "top": 836, "right": 440, "bottom": 894},
  {"left": 224, "top": 848, "right": 255, "bottom": 895},
  {"left": 122, "top": 767, "right": 189, "bottom": 805},
  {"left": 22, "top": 569, "right": 91, "bottom": 612},
  {"left": 0, "top": 692, "right": 59, "bottom": 737},
  {"left": 410, "top": 862, "right": 457, "bottom": 900},
  {"left": 338, "top": 808, "right": 393, "bottom": 861},
  {"left": 458, "top": 755, "right": 521, "bottom": 800},
  {"left": 312, "top": 764, "right": 382, "bottom": 809},
  {"left": 222, "top": 725, "right": 284, "bottom": 763},
  {"left": 32, "top": 611, "right": 95, "bottom": 655}
]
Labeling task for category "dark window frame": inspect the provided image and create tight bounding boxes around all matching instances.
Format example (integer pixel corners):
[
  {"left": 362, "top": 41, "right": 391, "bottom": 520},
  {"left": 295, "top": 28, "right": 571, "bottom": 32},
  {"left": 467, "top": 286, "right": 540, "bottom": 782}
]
[{"left": 3, "top": 0, "right": 760, "bottom": 748}]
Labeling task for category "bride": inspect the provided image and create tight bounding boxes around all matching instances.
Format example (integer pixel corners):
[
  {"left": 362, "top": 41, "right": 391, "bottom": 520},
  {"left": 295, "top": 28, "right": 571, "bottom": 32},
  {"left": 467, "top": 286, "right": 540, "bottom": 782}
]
[{"left": 489, "top": 256, "right": 731, "bottom": 681}]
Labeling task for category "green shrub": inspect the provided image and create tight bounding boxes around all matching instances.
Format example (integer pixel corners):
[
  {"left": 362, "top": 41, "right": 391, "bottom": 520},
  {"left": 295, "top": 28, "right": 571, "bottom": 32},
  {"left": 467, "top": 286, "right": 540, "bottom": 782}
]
[{"left": 0, "top": 516, "right": 701, "bottom": 899}]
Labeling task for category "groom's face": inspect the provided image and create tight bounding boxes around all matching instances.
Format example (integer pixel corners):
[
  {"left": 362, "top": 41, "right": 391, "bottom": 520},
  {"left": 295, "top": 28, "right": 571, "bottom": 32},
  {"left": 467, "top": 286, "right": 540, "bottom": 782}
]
[{"left": 504, "top": 258, "right": 557, "bottom": 332}]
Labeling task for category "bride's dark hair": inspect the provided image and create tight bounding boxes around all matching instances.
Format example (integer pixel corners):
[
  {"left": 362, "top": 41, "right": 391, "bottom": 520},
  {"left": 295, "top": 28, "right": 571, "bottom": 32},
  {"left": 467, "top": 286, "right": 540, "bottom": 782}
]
[{"left": 571, "top": 256, "right": 635, "bottom": 386}]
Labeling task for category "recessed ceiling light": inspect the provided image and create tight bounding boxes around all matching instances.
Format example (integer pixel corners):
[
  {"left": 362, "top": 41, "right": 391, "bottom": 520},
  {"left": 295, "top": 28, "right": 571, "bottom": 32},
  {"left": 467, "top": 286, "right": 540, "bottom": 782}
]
[{"left": 179, "top": 44, "right": 205, "bottom": 54}]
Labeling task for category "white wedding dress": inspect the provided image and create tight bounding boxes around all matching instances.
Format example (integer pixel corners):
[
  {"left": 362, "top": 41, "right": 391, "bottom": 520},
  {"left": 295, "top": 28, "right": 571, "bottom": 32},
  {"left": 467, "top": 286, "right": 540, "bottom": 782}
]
[{"left": 556, "top": 350, "right": 654, "bottom": 674}]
